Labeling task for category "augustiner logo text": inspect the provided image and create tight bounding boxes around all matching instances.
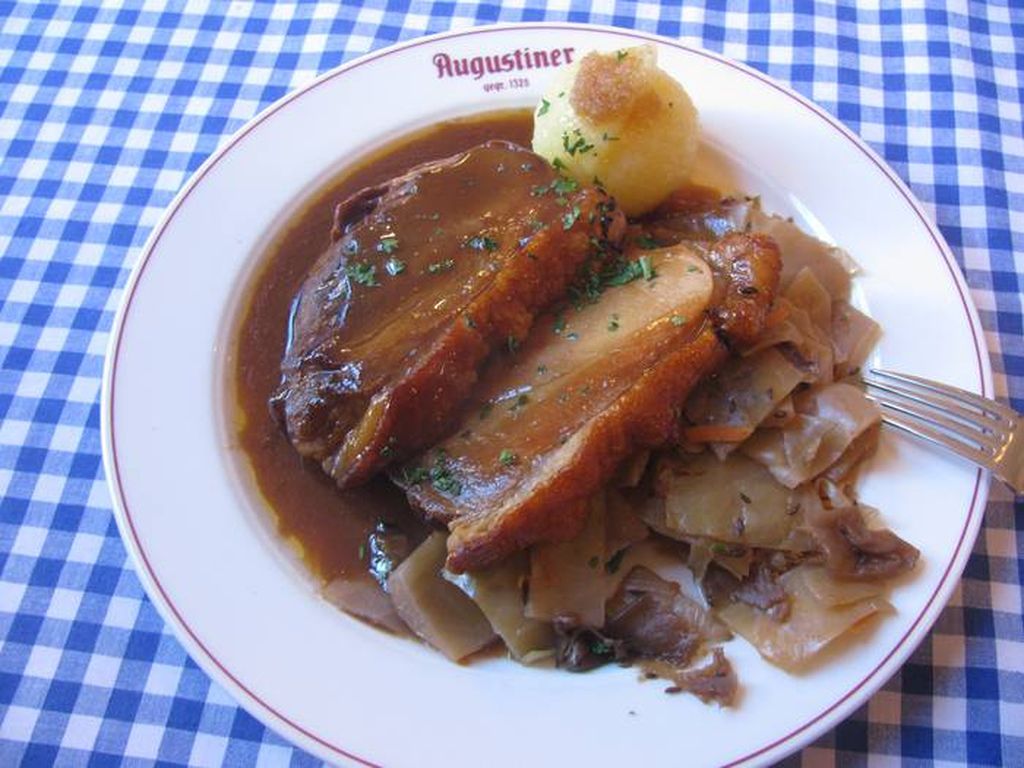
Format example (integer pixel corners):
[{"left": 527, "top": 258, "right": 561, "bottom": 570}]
[{"left": 433, "top": 47, "right": 576, "bottom": 80}]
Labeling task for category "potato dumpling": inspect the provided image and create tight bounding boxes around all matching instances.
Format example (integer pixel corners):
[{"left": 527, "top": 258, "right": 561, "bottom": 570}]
[{"left": 532, "top": 45, "right": 699, "bottom": 216}]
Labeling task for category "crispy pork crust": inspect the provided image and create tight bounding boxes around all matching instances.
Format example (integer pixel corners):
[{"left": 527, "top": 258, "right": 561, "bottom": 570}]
[
  {"left": 433, "top": 232, "right": 781, "bottom": 572},
  {"left": 274, "top": 142, "right": 624, "bottom": 487}
]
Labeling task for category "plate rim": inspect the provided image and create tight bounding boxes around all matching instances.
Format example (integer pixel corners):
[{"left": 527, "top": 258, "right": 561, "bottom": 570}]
[{"left": 100, "top": 21, "right": 993, "bottom": 768}]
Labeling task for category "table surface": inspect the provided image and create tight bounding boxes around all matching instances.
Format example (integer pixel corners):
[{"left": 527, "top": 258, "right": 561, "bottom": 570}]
[{"left": 1, "top": 1, "right": 1021, "bottom": 765}]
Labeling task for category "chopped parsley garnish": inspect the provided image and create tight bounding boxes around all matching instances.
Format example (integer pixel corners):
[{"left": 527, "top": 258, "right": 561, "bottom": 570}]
[
  {"left": 401, "top": 466, "right": 429, "bottom": 485},
  {"left": 344, "top": 239, "right": 359, "bottom": 255},
  {"left": 687, "top": 264, "right": 702, "bottom": 273},
  {"left": 534, "top": 175, "right": 578, "bottom": 200},
  {"left": 739, "top": 492, "right": 752, "bottom": 504},
  {"left": 635, "top": 234, "right": 659, "bottom": 250},
  {"left": 552, "top": 177, "right": 579, "bottom": 195},
  {"left": 384, "top": 257, "right": 405, "bottom": 276},
  {"left": 358, "top": 543, "right": 366, "bottom": 560},
  {"left": 562, "top": 129, "right": 594, "bottom": 156},
  {"left": 498, "top": 449, "right": 518, "bottom": 466},
  {"left": 404, "top": 451, "right": 462, "bottom": 496},
  {"left": 601, "top": 132, "right": 619, "bottom": 142},
  {"left": 377, "top": 235, "right": 399, "bottom": 254},
  {"left": 430, "top": 471, "right": 461, "bottom": 496},
  {"left": 565, "top": 245, "right": 659, "bottom": 310},
  {"left": 507, "top": 335, "right": 520, "bottom": 353},
  {"left": 603, "top": 262, "right": 641, "bottom": 287},
  {"left": 537, "top": 364, "right": 548, "bottom": 374},
  {"left": 605, "top": 256, "right": 655, "bottom": 286},
  {"left": 379, "top": 445, "right": 394, "bottom": 459},
  {"left": 466, "top": 234, "right": 499, "bottom": 251},
  {"left": 671, "top": 315, "right": 686, "bottom": 327},
  {"left": 537, "top": 98, "right": 550, "bottom": 116},
  {"left": 562, "top": 205, "right": 581, "bottom": 230},
  {"left": 427, "top": 475, "right": 460, "bottom": 497},
  {"left": 426, "top": 259, "right": 455, "bottom": 274},
  {"left": 346, "top": 262, "right": 379, "bottom": 286},
  {"left": 607, "top": 314, "right": 620, "bottom": 332},
  {"left": 616, "top": 49, "right": 628, "bottom": 62},
  {"left": 566, "top": 331, "right": 579, "bottom": 341},
  {"left": 551, "top": 157, "right": 567, "bottom": 171},
  {"left": 567, "top": 270, "right": 604, "bottom": 308},
  {"left": 590, "top": 639, "right": 613, "bottom": 656}
]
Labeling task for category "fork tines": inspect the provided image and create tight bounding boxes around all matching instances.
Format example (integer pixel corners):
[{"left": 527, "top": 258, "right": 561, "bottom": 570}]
[{"left": 862, "top": 368, "right": 1015, "bottom": 465}]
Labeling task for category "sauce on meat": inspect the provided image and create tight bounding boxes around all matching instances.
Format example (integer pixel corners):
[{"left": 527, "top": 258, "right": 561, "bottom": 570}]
[{"left": 231, "top": 110, "right": 533, "bottom": 583}]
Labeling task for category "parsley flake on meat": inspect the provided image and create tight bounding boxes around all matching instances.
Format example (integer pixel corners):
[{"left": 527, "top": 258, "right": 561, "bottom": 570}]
[
  {"left": 426, "top": 259, "right": 455, "bottom": 274},
  {"left": 562, "top": 205, "right": 581, "bottom": 230},
  {"left": 403, "top": 451, "right": 462, "bottom": 496},
  {"left": 377, "top": 235, "right": 399, "bottom": 254},
  {"left": 346, "top": 262, "right": 379, "bottom": 287},
  {"left": 466, "top": 234, "right": 499, "bottom": 251}
]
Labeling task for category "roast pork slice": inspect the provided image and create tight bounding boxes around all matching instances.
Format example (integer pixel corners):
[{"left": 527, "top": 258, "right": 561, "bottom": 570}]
[
  {"left": 273, "top": 141, "right": 624, "bottom": 487},
  {"left": 397, "top": 232, "right": 782, "bottom": 572}
]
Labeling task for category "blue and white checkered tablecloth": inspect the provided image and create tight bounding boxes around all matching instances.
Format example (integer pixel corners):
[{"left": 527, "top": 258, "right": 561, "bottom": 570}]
[{"left": 0, "top": 1, "right": 1021, "bottom": 765}]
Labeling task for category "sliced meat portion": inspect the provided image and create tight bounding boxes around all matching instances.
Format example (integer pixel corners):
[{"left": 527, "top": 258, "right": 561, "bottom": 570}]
[
  {"left": 397, "top": 232, "right": 782, "bottom": 572},
  {"left": 274, "top": 141, "right": 624, "bottom": 487}
]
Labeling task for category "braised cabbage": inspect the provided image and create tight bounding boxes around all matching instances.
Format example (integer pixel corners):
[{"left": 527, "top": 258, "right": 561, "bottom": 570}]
[
  {"left": 716, "top": 564, "right": 891, "bottom": 671},
  {"left": 388, "top": 533, "right": 496, "bottom": 660}
]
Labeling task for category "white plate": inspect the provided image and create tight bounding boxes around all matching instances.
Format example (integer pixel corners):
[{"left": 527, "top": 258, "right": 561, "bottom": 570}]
[{"left": 102, "top": 23, "right": 991, "bottom": 768}]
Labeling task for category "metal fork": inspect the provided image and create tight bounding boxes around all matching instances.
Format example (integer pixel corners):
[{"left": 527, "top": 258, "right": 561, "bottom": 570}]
[{"left": 862, "top": 368, "right": 1023, "bottom": 494}]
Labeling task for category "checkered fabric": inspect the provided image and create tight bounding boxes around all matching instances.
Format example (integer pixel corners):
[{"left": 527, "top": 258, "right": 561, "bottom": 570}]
[{"left": 1, "top": 1, "right": 1021, "bottom": 765}]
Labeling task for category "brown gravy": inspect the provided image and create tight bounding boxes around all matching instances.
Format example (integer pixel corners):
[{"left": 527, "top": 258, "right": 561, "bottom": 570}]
[{"left": 232, "top": 109, "right": 533, "bottom": 583}]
